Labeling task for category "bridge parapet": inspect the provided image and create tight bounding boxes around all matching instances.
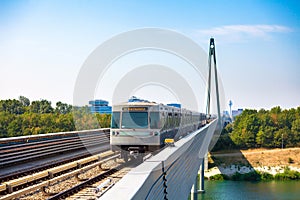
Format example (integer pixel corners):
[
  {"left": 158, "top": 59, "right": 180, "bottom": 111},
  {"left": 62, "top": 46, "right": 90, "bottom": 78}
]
[{"left": 101, "top": 119, "right": 218, "bottom": 200}]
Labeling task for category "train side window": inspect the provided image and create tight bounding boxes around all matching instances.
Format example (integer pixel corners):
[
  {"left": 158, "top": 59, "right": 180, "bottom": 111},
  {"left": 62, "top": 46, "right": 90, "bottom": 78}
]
[
  {"left": 168, "top": 113, "right": 173, "bottom": 128},
  {"left": 174, "top": 113, "right": 179, "bottom": 126},
  {"left": 150, "top": 112, "right": 160, "bottom": 129}
]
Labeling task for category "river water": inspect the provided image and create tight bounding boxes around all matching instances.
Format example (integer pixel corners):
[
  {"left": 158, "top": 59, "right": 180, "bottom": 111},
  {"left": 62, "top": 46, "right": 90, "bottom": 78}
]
[{"left": 197, "top": 181, "right": 300, "bottom": 200}]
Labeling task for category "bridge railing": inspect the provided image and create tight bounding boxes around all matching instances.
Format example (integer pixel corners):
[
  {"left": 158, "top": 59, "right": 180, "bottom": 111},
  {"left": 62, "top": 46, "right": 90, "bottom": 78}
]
[{"left": 101, "top": 119, "right": 218, "bottom": 200}]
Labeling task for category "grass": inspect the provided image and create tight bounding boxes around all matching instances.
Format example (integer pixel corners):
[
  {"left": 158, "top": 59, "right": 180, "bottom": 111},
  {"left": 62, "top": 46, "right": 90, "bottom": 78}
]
[
  {"left": 274, "top": 167, "right": 300, "bottom": 180},
  {"left": 207, "top": 169, "right": 300, "bottom": 182}
]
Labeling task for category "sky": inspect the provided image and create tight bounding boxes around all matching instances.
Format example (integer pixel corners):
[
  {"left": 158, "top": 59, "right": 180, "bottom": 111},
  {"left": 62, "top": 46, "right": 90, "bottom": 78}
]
[{"left": 0, "top": 0, "right": 299, "bottom": 111}]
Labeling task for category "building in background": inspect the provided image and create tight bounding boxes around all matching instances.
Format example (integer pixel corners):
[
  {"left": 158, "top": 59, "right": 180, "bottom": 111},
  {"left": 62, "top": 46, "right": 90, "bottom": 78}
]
[
  {"left": 226, "top": 100, "right": 243, "bottom": 121},
  {"left": 89, "top": 100, "right": 112, "bottom": 114},
  {"left": 229, "top": 100, "right": 233, "bottom": 118},
  {"left": 232, "top": 108, "right": 243, "bottom": 119},
  {"left": 223, "top": 110, "right": 232, "bottom": 126}
]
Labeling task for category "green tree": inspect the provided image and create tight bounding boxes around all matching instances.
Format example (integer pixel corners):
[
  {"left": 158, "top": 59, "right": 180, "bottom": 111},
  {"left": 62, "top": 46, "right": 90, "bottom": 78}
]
[
  {"left": 273, "top": 128, "right": 291, "bottom": 148},
  {"left": 0, "top": 111, "right": 15, "bottom": 137},
  {"left": 73, "top": 106, "right": 99, "bottom": 130},
  {"left": 55, "top": 101, "right": 72, "bottom": 114},
  {"left": 229, "top": 109, "right": 260, "bottom": 148},
  {"left": 95, "top": 113, "right": 111, "bottom": 128},
  {"left": 39, "top": 114, "right": 56, "bottom": 133},
  {"left": 19, "top": 96, "right": 30, "bottom": 107},
  {"left": 256, "top": 126, "right": 276, "bottom": 147},
  {"left": 291, "top": 119, "right": 300, "bottom": 146},
  {"left": 215, "top": 106, "right": 300, "bottom": 149},
  {"left": 256, "top": 129, "right": 264, "bottom": 147},
  {"left": 55, "top": 113, "right": 75, "bottom": 132},
  {"left": 0, "top": 99, "right": 25, "bottom": 114},
  {"left": 30, "top": 100, "right": 54, "bottom": 114},
  {"left": 278, "top": 109, "right": 295, "bottom": 129},
  {"left": 212, "top": 124, "right": 236, "bottom": 151},
  {"left": 7, "top": 116, "right": 23, "bottom": 137}
]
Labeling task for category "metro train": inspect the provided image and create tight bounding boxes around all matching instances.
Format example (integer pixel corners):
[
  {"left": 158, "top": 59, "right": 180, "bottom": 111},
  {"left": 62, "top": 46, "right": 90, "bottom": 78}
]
[{"left": 110, "top": 97, "right": 207, "bottom": 161}]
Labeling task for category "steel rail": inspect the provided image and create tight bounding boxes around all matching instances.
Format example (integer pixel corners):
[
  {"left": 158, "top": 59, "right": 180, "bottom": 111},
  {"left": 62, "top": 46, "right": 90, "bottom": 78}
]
[
  {"left": 0, "top": 147, "right": 110, "bottom": 182},
  {"left": 47, "top": 159, "right": 135, "bottom": 200},
  {"left": 0, "top": 152, "right": 118, "bottom": 200}
]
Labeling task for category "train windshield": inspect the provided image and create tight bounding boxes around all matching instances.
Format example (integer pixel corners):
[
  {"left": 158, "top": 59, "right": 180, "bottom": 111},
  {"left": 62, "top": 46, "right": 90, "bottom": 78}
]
[
  {"left": 121, "top": 112, "right": 148, "bottom": 129},
  {"left": 111, "top": 112, "right": 120, "bottom": 128}
]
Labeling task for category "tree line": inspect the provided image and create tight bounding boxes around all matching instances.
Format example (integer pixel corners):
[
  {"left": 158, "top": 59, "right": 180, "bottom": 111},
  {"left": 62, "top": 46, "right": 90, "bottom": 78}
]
[
  {"left": 2, "top": 96, "right": 299, "bottom": 150},
  {"left": 213, "top": 106, "right": 300, "bottom": 151},
  {"left": 0, "top": 96, "right": 111, "bottom": 138}
]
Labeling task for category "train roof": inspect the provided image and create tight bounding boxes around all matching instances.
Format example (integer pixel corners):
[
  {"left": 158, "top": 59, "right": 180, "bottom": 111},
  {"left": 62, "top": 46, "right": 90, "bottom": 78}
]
[
  {"left": 115, "top": 101, "right": 159, "bottom": 106},
  {"left": 112, "top": 98, "right": 200, "bottom": 114}
]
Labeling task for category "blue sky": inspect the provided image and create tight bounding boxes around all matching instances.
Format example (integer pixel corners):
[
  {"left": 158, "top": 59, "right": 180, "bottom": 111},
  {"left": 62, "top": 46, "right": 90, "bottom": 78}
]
[{"left": 0, "top": 0, "right": 299, "bottom": 110}]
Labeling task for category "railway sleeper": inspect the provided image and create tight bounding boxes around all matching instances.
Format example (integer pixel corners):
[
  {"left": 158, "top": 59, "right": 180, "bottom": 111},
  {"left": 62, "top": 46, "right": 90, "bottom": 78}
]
[
  {"left": 1, "top": 152, "right": 116, "bottom": 197},
  {"left": 41, "top": 186, "right": 58, "bottom": 196},
  {"left": 75, "top": 173, "right": 89, "bottom": 181}
]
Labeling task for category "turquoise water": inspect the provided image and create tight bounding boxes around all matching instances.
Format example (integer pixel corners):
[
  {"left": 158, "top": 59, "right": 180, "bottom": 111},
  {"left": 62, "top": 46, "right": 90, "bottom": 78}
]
[{"left": 197, "top": 181, "right": 300, "bottom": 200}]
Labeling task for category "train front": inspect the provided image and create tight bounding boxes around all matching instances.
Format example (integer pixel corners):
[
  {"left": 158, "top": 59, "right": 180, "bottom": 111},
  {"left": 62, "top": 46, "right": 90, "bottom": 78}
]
[{"left": 110, "top": 102, "right": 161, "bottom": 160}]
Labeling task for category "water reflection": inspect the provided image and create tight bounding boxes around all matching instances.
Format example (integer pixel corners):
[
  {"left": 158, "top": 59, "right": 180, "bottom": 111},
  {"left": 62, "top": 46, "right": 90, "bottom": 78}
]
[{"left": 198, "top": 181, "right": 300, "bottom": 200}]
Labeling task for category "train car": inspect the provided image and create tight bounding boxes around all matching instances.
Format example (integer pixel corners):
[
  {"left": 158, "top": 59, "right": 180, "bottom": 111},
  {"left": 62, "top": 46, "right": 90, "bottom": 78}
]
[{"left": 110, "top": 98, "right": 206, "bottom": 161}]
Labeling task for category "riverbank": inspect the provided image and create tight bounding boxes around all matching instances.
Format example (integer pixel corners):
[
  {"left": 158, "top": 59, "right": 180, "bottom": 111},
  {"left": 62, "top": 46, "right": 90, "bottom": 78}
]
[{"left": 205, "top": 147, "right": 300, "bottom": 180}]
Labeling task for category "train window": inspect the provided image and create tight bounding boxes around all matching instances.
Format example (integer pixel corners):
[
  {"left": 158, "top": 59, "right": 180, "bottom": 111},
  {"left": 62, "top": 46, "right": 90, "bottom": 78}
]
[
  {"left": 150, "top": 112, "right": 160, "bottom": 129},
  {"left": 111, "top": 112, "right": 120, "bottom": 128},
  {"left": 121, "top": 112, "right": 148, "bottom": 129}
]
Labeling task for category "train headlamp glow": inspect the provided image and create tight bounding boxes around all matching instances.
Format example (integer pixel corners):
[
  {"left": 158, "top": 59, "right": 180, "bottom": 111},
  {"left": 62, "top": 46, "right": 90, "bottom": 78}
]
[
  {"left": 112, "top": 131, "right": 120, "bottom": 136},
  {"left": 150, "top": 132, "right": 159, "bottom": 136}
]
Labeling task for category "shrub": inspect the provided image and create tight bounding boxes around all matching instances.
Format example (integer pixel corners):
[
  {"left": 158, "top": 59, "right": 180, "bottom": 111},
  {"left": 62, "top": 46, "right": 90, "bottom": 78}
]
[
  {"left": 231, "top": 171, "right": 261, "bottom": 181},
  {"left": 258, "top": 172, "right": 274, "bottom": 181},
  {"left": 288, "top": 157, "right": 294, "bottom": 164},
  {"left": 274, "top": 168, "right": 300, "bottom": 180},
  {"left": 209, "top": 174, "right": 229, "bottom": 180}
]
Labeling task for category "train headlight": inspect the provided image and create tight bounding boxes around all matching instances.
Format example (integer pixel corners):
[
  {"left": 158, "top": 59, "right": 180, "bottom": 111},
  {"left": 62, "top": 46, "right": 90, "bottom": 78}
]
[{"left": 150, "top": 131, "right": 159, "bottom": 136}]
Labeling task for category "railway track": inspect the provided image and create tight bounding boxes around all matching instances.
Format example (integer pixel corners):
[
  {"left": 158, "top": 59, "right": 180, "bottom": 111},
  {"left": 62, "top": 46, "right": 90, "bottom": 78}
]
[
  {"left": 0, "top": 128, "right": 164, "bottom": 199},
  {"left": 0, "top": 129, "right": 110, "bottom": 168},
  {"left": 0, "top": 129, "right": 110, "bottom": 182},
  {"left": 0, "top": 149, "right": 107, "bottom": 183},
  {"left": 48, "top": 160, "right": 136, "bottom": 200},
  {"left": 0, "top": 151, "right": 120, "bottom": 200},
  {"left": 66, "top": 167, "right": 132, "bottom": 200}
]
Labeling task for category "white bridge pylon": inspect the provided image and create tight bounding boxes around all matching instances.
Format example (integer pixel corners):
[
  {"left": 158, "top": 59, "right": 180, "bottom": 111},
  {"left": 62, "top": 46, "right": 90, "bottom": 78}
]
[{"left": 191, "top": 37, "right": 222, "bottom": 200}]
